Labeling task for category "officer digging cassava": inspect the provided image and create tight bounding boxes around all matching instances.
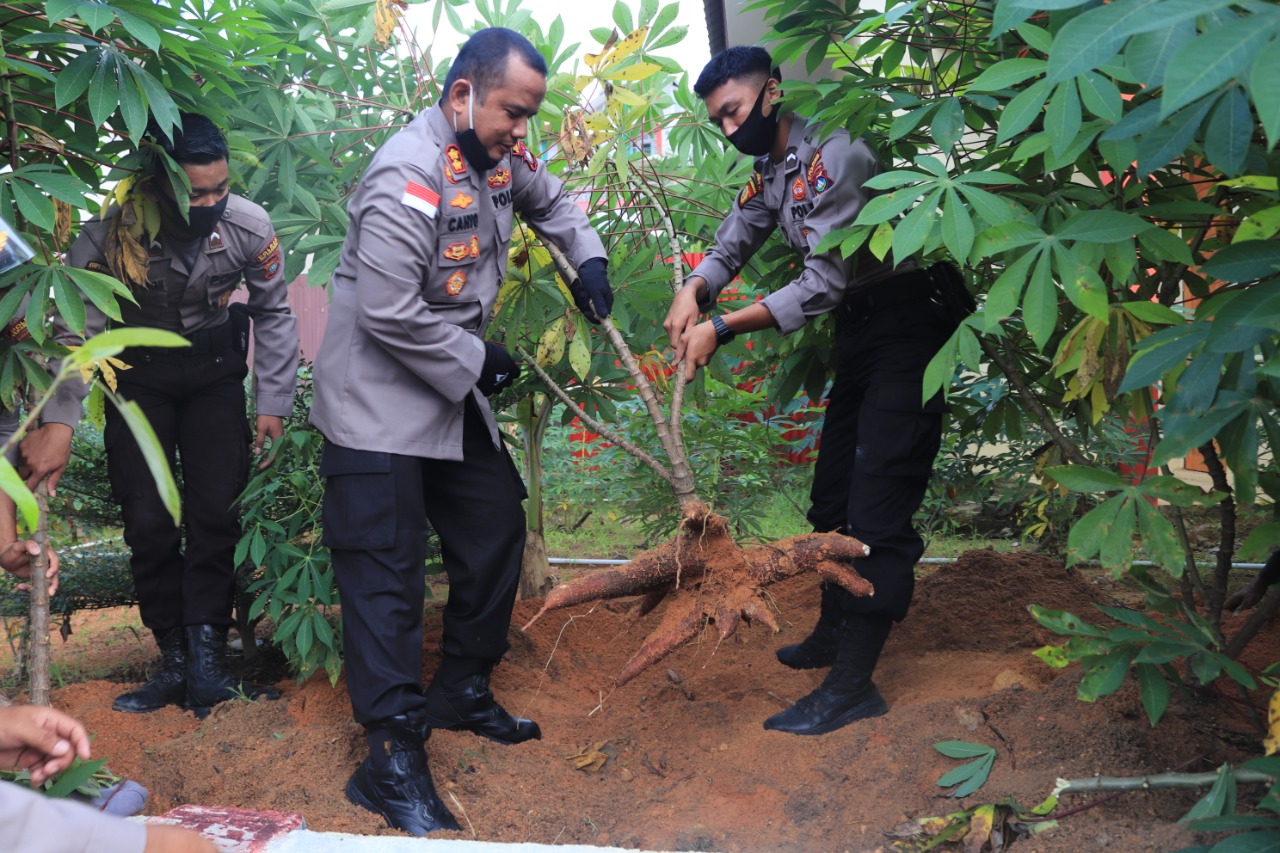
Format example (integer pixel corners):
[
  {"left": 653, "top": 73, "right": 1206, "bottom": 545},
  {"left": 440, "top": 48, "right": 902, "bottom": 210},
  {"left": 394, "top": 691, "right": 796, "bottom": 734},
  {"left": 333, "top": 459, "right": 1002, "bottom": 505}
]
[
  {"left": 665, "top": 47, "right": 961, "bottom": 737},
  {"left": 71, "top": 113, "right": 299, "bottom": 718},
  {"left": 309, "top": 28, "right": 613, "bottom": 836}
]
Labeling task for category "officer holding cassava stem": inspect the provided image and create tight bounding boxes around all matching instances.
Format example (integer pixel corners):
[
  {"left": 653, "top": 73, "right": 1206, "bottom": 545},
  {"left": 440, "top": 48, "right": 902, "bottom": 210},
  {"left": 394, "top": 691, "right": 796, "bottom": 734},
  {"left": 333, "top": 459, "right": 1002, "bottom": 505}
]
[
  {"left": 310, "top": 27, "right": 613, "bottom": 835},
  {"left": 665, "top": 47, "right": 971, "bottom": 737}
]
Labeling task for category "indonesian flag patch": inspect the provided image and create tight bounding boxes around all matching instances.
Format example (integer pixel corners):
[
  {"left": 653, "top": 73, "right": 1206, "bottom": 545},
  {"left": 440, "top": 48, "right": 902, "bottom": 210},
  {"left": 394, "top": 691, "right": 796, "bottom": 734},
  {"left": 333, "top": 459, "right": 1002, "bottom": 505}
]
[{"left": 401, "top": 181, "right": 440, "bottom": 219}]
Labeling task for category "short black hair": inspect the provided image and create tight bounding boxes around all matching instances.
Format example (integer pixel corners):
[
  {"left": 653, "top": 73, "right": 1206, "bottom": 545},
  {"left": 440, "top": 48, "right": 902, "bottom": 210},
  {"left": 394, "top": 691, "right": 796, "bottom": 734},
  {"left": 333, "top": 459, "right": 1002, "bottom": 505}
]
[
  {"left": 148, "top": 112, "right": 229, "bottom": 165},
  {"left": 694, "top": 46, "right": 779, "bottom": 100},
  {"left": 441, "top": 28, "right": 548, "bottom": 104}
]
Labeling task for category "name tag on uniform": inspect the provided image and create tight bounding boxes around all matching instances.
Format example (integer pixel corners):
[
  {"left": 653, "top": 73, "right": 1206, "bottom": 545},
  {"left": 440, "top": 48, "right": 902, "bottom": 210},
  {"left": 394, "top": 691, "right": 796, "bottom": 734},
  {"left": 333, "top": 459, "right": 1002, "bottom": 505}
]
[{"left": 401, "top": 181, "right": 440, "bottom": 219}]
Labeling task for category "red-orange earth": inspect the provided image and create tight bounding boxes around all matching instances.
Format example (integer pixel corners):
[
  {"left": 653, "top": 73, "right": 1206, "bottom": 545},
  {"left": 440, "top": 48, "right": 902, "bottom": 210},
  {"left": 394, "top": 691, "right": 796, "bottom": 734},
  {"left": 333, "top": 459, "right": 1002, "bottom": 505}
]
[{"left": 5, "top": 550, "right": 1276, "bottom": 852}]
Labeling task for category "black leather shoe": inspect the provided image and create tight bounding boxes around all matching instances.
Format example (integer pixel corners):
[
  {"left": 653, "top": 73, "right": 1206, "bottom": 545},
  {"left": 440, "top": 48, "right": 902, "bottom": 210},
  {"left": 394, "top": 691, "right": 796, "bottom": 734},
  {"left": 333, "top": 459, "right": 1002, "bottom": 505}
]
[
  {"left": 763, "top": 682, "right": 887, "bottom": 735},
  {"left": 776, "top": 622, "right": 840, "bottom": 670},
  {"left": 184, "top": 624, "right": 280, "bottom": 718},
  {"left": 346, "top": 720, "right": 460, "bottom": 836},
  {"left": 423, "top": 674, "right": 541, "bottom": 745},
  {"left": 113, "top": 628, "right": 186, "bottom": 713}
]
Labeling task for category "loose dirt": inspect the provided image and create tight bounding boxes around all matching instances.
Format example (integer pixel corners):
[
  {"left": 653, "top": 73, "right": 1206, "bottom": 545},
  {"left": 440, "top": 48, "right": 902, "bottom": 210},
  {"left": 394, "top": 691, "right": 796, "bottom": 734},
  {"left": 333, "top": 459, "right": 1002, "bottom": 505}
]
[{"left": 6, "top": 549, "right": 1276, "bottom": 852}]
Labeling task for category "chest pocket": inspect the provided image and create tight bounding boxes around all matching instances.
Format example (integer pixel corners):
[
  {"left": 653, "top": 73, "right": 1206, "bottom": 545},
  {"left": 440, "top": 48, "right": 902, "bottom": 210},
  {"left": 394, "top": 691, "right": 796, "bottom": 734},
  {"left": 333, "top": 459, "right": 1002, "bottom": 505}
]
[{"left": 205, "top": 271, "right": 243, "bottom": 309}]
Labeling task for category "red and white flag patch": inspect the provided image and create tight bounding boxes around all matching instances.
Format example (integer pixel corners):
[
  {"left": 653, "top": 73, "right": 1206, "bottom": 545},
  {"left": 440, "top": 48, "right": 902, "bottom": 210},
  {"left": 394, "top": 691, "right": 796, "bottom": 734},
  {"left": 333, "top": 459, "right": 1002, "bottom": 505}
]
[{"left": 401, "top": 181, "right": 440, "bottom": 219}]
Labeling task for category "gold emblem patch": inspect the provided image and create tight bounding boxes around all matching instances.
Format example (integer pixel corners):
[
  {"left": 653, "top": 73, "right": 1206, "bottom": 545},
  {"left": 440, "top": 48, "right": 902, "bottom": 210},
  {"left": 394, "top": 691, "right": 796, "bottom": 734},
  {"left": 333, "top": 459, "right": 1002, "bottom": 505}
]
[
  {"left": 488, "top": 168, "right": 511, "bottom": 188},
  {"left": 445, "top": 144, "right": 466, "bottom": 176},
  {"left": 450, "top": 192, "right": 473, "bottom": 209},
  {"left": 446, "top": 270, "right": 466, "bottom": 296},
  {"left": 469, "top": 236, "right": 480, "bottom": 258},
  {"left": 444, "top": 242, "right": 471, "bottom": 262}
]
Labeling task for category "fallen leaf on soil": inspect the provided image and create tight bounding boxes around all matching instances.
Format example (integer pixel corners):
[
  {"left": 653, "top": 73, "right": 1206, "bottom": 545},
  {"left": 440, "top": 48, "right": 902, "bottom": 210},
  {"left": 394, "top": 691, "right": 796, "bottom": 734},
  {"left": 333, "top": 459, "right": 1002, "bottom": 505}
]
[{"left": 566, "top": 741, "right": 610, "bottom": 772}]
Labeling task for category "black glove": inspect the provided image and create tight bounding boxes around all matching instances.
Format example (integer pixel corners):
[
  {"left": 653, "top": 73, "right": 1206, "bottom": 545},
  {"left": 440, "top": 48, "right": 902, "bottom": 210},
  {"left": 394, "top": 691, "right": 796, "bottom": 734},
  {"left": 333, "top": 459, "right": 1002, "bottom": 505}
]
[
  {"left": 477, "top": 341, "right": 519, "bottom": 396},
  {"left": 571, "top": 257, "right": 614, "bottom": 324}
]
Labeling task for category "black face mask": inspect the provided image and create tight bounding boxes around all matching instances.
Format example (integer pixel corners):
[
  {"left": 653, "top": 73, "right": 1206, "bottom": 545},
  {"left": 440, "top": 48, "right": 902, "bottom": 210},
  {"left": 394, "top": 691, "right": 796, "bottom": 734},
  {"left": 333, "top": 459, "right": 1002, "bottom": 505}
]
[
  {"left": 455, "top": 91, "right": 500, "bottom": 171},
  {"left": 726, "top": 82, "right": 779, "bottom": 158},
  {"left": 161, "top": 193, "right": 228, "bottom": 240}
]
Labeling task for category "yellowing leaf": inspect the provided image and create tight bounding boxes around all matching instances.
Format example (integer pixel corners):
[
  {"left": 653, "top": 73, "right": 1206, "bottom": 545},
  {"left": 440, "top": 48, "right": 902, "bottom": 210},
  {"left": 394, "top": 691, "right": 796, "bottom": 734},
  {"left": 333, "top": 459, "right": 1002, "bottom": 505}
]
[
  {"left": 584, "top": 29, "right": 619, "bottom": 70},
  {"left": 536, "top": 317, "right": 566, "bottom": 366},
  {"left": 569, "top": 317, "right": 591, "bottom": 381},
  {"left": 608, "top": 85, "right": 649, "bottom": 109},
  {"left": 602, "top": 60, "right": 661, "bottom": 82},
  {"left": 1265, "top": 688, "right": 1280, "bottom": 755},
  {"left": 573, "top": 75, "right": 596, "bottom": 93},
  {"left": 597, "top": 27, "right": 649, "bottom": 71},
  {"left": 54, "top": 199, "right": 72, "bottom": 248},
  {"left": 584, "top": 112, "right": 614, "bottom": 132},
  {"left": 964, "top": 804, "right": 994, "bottom": 853}
]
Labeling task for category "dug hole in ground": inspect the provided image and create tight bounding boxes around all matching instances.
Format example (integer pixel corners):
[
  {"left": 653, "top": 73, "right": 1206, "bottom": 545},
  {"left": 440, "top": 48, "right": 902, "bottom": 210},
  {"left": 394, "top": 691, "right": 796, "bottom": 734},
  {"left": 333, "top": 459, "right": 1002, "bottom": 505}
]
[{"left": 4, "top": 549, "right": 1274, "bottom": 852}]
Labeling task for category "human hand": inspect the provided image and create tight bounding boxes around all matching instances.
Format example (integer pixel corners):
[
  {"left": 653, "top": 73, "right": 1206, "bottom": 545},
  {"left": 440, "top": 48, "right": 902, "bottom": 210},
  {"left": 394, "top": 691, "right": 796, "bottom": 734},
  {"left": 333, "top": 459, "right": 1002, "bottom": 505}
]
[
  {"left": 477, "top": 342, "right": 519, "bottom": 396},
  {"left": 663, "top": 283, "right": 703, "bottom": 363},
  {"left": 18, "top": 423, "right": 73, "bottom": 494},
  {"left": 681, "top": 321, "right": 719, "bottom": 382},
  {"left": 0, "top": 704, "right": 91, "bottom": 784},
  {"left": 143, "top": 824, "right": 219, "bottom": 853},
  {"left": 0, "top": 539, "right": 59, "bottom": 596},
  {"left": 255, "top": 415, "right": 284, "bottom": 470},
  {"left": 1225, "top": 578, "right": 1267, "bottom": 613},
  {"left": 571, "top": 258, "right": 614, "bottom": 324}
]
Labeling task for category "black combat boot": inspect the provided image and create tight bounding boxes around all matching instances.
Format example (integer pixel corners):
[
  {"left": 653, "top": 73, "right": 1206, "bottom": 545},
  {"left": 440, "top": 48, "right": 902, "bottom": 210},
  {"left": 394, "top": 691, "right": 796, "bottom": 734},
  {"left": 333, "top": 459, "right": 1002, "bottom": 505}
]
[
  {"left": 113, "top": 628, "right": 187, "bottom": 713},
  {"left": 423, "top": 656, "right": 541, "bottom": 745},
  {"left": 763, "top": 615, "right": 892, "bottom": 736},
  {"left": 775, "top": 581, "right": 845, "bottom": 669},
  {"left": 184, "top": 624, "right": 280, "bottom": 718},
  {"left": 346, "top": 714, "right": 461, "bottom": 835}
]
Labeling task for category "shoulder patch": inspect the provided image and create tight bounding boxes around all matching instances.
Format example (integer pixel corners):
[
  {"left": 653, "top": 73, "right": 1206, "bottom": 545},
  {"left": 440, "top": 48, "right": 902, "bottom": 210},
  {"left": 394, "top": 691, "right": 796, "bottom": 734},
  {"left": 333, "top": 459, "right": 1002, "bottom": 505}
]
[
  {"left": 738, "top": 171, "right": 763, "bottom": 208},
  {"left": 256, "top": 234, "right": 282, "bottom": 276},
  {"left": 807, "top": 149, "right": 833, "bottom": 195},
  {"left": 2, "top": 318, "right": 31, "bottom": 344},
  {"left": 512, "top": 141, "right": 539, "bottom": 172}
]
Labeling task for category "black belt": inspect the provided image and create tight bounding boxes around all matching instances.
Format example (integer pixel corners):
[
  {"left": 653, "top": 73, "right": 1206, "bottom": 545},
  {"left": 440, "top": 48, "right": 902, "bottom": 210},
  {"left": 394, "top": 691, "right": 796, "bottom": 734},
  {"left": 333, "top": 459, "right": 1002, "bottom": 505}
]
[
  {"left": 838, "top": 268, "right": 937, "bottom": 321},
  {"left": 123, "top": 319, "right": 236, "bottom": 360}
]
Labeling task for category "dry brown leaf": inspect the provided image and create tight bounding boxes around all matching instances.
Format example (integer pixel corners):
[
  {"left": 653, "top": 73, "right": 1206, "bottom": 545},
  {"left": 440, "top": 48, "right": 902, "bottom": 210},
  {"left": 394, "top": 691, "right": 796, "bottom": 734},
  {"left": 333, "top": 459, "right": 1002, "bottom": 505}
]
[
  {"left": 564, "top": 741, "right": 609, "bottom": 772},
  {"left": 373, "top": 0, "right": 403, "bottom": 49},
  {"left": 54, "top": 199, "right": 72, "bottom": 249},
  {"left": 105, "top": 200, "right": 151, "bottom": 289}
]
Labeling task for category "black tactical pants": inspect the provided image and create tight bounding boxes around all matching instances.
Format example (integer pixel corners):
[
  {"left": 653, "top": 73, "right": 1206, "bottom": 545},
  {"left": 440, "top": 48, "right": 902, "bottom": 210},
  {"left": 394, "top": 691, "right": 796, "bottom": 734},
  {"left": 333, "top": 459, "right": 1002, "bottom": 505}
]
[
  {"left": 105, "top": 327, "right": 251, "bottom": 632},
  {"left": 320, "top": 400, "right": 526, "bottom": 726},
  {"left": 806, "top": 297, "right": 953, "bottom": 622}
]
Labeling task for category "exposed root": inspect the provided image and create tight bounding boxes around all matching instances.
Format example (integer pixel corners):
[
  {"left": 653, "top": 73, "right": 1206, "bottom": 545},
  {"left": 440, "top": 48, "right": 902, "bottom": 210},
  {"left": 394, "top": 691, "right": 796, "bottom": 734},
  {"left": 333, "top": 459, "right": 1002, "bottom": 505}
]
[{"left": 525, "top": 505, "right": 874, "bottom": 686}]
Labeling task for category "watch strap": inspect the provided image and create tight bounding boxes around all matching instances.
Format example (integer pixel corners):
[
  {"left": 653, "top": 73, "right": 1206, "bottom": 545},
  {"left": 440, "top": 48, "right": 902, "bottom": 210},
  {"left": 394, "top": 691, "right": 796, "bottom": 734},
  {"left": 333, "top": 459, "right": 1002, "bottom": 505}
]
[{"left": 711, "top": 314, "right": 736, "bottom": 346}]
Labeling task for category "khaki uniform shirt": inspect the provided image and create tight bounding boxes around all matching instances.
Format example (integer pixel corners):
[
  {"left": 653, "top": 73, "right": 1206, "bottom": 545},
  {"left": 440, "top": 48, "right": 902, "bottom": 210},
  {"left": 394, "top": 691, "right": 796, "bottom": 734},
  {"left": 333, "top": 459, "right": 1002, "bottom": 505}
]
[
  {"left": 0, "top": 780, "right": 145, "bottom": 853},
  {"left": 310, "top": 107, "right": 607, "bottom": 460},
  {"left": 70, "top": 195, "right": 299, "bottom": 417},
  {"left": 691, "top": 115, "right": 913, "bottom": 334}
]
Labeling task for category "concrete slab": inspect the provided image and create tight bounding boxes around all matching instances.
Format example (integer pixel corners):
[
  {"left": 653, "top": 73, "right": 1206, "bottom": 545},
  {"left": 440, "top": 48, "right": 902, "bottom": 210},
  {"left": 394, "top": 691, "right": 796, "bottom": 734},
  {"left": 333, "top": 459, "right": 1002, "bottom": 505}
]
[
  {"left": 270, "top": 830, "right": 677, "bottom": 853},
  {"left": 141, "top": 805, "right": 682, "bottom": 853}
]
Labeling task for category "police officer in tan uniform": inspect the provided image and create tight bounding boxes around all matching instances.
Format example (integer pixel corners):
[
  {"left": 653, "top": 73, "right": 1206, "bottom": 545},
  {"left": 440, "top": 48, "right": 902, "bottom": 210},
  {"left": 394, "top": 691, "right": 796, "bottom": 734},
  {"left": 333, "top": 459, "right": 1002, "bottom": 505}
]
[
  {"left": 310, "top": 28, "right": 612, "bottom": 836},
  {"left": 71, "top": 113, "right": 298, "bottom": 718},
  {"left": 665, "top": 47, "right": 956, "bottom": 737}
]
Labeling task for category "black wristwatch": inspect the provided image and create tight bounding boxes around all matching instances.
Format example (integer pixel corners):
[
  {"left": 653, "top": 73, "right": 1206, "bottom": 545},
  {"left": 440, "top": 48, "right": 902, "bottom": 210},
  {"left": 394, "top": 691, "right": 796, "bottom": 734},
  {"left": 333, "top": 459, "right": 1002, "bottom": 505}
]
[{"left": 711, "top": 315, "right": 737, "bottom": 346}]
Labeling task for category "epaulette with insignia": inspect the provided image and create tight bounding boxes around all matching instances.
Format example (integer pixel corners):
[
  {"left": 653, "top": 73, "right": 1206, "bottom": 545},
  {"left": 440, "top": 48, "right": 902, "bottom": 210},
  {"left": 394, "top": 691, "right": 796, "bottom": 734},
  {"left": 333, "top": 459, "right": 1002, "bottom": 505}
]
[
  {"left": 806, "top": 149, "right": 833, "bottom": 195},
  {"left": 738, "top": 171, "right": 763, "bottom": 208},
  {"left": 512, "top": 141, "right": 539, "bottom": 172}
]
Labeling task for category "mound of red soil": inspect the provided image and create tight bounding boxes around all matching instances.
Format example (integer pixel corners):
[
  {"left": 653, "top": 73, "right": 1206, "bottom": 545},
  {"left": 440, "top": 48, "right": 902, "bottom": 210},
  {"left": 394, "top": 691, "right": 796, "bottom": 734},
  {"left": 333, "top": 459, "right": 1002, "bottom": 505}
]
[{"left": 18, "top": 550, "right": 1278, "bottom": 851}]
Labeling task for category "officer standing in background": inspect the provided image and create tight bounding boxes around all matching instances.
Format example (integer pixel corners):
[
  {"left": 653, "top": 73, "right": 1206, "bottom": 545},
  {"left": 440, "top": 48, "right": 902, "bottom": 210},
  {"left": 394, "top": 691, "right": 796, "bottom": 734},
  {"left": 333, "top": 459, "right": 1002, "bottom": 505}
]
[
  {"left": 665, "top": 46, "right": 956, "bottom": 737},
  {"left": 71, "top": 113, "right": 299, "bottom": 718},
  {"left": 310, "top": 27, "right": 613, "bottom": 836}
]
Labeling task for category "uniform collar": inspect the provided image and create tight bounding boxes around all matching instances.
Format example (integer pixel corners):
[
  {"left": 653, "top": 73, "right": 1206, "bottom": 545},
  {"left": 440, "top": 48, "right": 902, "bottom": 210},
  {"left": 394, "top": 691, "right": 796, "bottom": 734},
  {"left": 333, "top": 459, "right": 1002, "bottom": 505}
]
[{"left": 758, "top": 114, "right": 810, "bottom": 178}]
